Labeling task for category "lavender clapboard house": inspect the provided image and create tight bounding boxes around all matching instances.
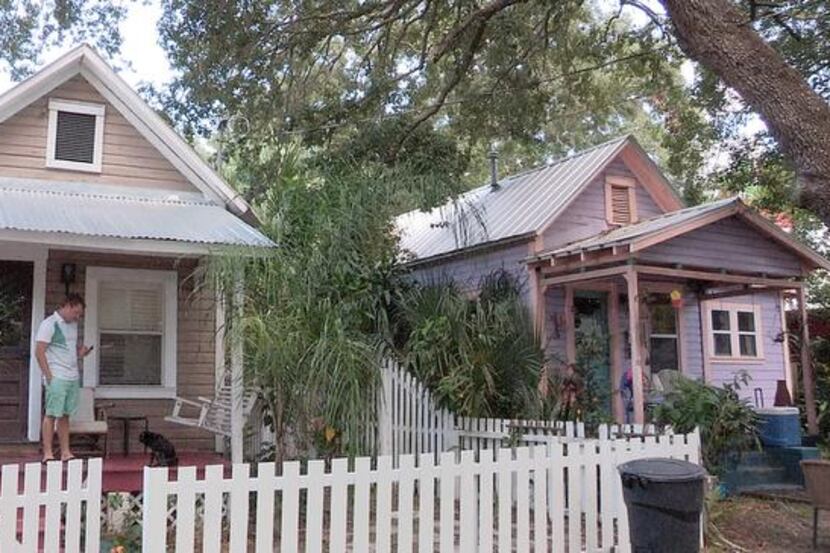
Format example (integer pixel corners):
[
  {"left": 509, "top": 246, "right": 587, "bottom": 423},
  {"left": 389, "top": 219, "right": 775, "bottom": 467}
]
[{"left": 395, "top": 135, "right": 829, "bottom": 428}]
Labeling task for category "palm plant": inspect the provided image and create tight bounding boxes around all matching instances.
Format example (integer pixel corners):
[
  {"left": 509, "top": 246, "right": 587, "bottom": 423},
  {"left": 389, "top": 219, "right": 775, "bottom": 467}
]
[
  {"left": 390, "top": 271, "right": 547, "bottom": 418},
  {"left": 203, "top": 146, "right": 410, "bottom": 461}
]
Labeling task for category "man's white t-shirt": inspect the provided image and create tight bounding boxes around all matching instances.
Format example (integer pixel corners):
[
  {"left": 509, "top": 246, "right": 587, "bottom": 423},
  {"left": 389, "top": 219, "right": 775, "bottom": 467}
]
[{"left": 36, "top": 311, "right": 80, "bottom": 381}]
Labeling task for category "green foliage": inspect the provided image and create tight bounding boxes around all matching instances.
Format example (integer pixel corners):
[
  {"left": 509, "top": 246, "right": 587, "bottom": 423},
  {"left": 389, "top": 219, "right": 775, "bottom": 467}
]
[
  {"left": 573, "top": 318, "right": 613, "bottom": 424},
  {"left": 206, "top": 145, "right": 410, "bottom": 461},
  {"left": 0, "top": 1, "right": 127, "bottom": 79},
  {"left": 390, "top": 271, "right": 547, "bottom": 419},
  {"left": 808, "top": 335, "right": 830, "bottom": 444},
  {"left": 155, "top": 0, "right": 702, "bottom": 196},
  {"left": 653, "top": 373, "right": 760, "bottom": 475}
]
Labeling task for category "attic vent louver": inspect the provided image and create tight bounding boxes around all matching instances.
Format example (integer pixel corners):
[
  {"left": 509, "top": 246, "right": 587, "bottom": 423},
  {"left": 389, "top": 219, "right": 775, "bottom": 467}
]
[
  {"left": 55, "top": 112, "right": 96, "bottom": 163},
  {"left": 46, "top": 99, "right": 105, "bottom": 173}
]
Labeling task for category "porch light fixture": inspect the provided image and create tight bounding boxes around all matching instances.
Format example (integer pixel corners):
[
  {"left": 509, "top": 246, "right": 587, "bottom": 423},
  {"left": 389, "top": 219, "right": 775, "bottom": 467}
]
[{"left": 61, "top": 263, "right": 76, "bottom": 296}]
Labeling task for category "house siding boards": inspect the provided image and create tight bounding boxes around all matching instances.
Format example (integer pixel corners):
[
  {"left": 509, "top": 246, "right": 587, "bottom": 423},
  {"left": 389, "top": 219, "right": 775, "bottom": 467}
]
[
  {"left": 540, "top": 159, "right": 664, "bottom": 250},
  {"left": 639, "top": 216, "right": 803, "bottom": 277},
  {"left": 45, "top": 250, "right": 216, "bottom": 452},
  {"left": 0, "top": 76, "right": 196, "bottom": 192},
  {"left": 679, "top": 291, "right": 786, "bottom": 407},
  {"left": 409, "top": 241, "right": 531, "bottom": 300}
]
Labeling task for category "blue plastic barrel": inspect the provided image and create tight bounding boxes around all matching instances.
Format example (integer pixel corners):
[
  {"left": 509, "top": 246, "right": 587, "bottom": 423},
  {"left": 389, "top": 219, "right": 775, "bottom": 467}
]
[{"left": 756, "top": 407, "right": 801, "bottom": 447}]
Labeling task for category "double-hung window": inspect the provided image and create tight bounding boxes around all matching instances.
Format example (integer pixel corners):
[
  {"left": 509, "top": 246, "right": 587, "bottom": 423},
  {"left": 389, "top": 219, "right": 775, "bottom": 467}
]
[
  {"left": 648, "top": 293, "right": 680, "bottom": 373},
  {"left": 706, "top": 302, "right": 763, "bottom": 361},
  {"left": 84, "top": 267, "right": 178, "bottom": 398}
]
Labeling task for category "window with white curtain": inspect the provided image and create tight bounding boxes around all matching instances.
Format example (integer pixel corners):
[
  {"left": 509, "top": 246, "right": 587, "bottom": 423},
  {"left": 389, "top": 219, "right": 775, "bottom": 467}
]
[
  {"left": 84, "top": 267, "right": 178, "bottom": 398},
  {"left": 98, "top": 282, "right": 164, "bottom": 385}
]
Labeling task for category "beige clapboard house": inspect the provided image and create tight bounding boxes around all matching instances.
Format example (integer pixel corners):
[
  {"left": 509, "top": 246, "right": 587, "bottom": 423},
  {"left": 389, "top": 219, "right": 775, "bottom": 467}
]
[{"left": 0, "top": 45, "right": 273, "bottom": 460}]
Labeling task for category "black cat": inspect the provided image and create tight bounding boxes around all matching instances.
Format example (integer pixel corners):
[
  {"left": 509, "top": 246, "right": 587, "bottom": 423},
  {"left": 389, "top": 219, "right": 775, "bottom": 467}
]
[{"left": 139, "top": 430, "right": 179, "bottom": 467}]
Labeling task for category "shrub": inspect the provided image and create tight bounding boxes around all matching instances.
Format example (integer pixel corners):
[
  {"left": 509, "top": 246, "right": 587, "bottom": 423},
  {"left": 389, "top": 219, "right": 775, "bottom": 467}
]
[{"left": 653, "top": 373, "right": 760, "bottom": 475}]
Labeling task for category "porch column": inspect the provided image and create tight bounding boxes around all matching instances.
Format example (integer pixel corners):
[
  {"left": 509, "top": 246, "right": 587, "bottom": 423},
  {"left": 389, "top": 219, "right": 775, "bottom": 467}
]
[
  {"left": 624, "top": 267, "right": 645, "bottom": 424},
  {"left": 564, "top": 285, "right": 576, "bottom": 367},
  {"left": 528, "top": 266, "right": 546, "bottom": 345},
  {"left": 608, "top": 282, "right": 624, "bottom": 422},
  {"left": 230, "top": 266, "right": 245, "bottom": 463},
  {"left": 26, "top": 248, "right": 48, "bottom": 441},
  {"left": 797, "top": 286, "right": 819, "bottom": 435},
  {"left": 214, "top": 290, "right": 227, "bottom": 454}
]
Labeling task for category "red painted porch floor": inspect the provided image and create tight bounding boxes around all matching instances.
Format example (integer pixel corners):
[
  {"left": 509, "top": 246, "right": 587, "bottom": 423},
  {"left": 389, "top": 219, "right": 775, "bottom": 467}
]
[{"left": 0, "top": 450, "right": 229, "bottom": 493}]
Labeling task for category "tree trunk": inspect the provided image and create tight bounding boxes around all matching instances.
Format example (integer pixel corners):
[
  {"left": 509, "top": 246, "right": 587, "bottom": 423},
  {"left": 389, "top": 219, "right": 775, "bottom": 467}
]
[{"left": 660, "top": 0, "right": 830, "bottom": 226}]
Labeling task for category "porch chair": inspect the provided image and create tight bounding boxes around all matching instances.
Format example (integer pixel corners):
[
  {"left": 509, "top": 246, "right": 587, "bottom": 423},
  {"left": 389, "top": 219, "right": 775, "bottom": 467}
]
[
  {"left": 801, "top": 459, "right": 830, "bottom": 549},
  {"left": 68, "top": 387, "right": 110, "bottom": 457},
  {"left": 165, "top": 369, "right": 258, "bottom": 437}
]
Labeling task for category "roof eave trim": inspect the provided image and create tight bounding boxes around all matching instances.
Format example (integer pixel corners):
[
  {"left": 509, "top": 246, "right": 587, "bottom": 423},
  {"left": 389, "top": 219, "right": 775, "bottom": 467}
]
[
  {"left": 735, "top": 205, "right": 830, "bottom": 272},
  {"left": 403, "top": 232, "right": 535, "bottom": 268},
  {"left": 76, "top": 48, "right": 251, "bottom": 215},
  {"left": 627, "top": 200, "right": 830, "bottom": 272},
  {"left": 0, "top": 50, "right": 83, "bottom": 124},
  {"left": 621, "top": 137, "right": 685, "bottom": 210},
  {"left": 533, "top": 137, "right": 631, "bottom": 240},
  {"left": 627, "top": 202, "right": 740, "bottom": 253}
]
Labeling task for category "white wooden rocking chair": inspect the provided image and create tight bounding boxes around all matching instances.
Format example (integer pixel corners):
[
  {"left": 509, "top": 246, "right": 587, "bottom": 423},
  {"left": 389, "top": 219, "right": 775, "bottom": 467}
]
[{"left": 165, "top": 369, "right": 258, "bottom": 437}]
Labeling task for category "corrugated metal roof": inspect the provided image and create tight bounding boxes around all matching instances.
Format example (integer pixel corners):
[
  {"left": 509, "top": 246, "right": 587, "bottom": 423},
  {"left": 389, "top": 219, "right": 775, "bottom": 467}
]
[
  {"left": 395, "top": 135, "right": 632, "bottom": 261},
  {"left": 539, "top": 197, "right": 740, "bottom": 258},
  {"left": 0, "top": 178, "right": 275, "bottom": 248}
]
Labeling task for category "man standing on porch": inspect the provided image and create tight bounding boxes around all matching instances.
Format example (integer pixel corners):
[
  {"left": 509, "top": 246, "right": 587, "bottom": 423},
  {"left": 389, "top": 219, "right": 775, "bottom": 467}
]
[{"left": 35, "top": 294, "right": 93, "bottom": 462}]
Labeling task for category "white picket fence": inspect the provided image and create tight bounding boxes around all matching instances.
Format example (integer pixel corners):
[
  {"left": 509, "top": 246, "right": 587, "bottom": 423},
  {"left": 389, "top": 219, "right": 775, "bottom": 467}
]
[
  {"left": 0, "top": 434, "right": 700, "bottom": 553},
  {"left": 378, "top": 360, "right": 667, "bottom": 464},
  {"left": 142, "top": 429, "right": 700, "bottom": 552},
  {"left": 0, "top": 458, "right": 102, "bottom": 553}
]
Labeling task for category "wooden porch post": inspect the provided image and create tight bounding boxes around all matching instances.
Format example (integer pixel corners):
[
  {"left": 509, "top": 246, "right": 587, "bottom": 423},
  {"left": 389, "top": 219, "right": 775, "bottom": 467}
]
[
  {"left": 608, "top": 282, "right": 624, "bottom": 423},
  {"left": 625, "top": 267, "right": 645, "bottom": 424},
  {"left": 798, "top": 286, "right": 819, "bottom": 435},
  {"left": 529, "top": 266, "right": 547, "bottom": 346},
  {"left": 230, "top": 266, "right": 245, "bottom": 463},
  {"left": 564, "top": 285, "right": 576, "bottom": 368}
]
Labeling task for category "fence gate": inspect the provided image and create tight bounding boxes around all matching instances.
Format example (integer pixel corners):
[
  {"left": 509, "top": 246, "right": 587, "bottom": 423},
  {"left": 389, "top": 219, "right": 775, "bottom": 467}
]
[{"left": 0, "top": 458, "right": 102, "bottom": 553}]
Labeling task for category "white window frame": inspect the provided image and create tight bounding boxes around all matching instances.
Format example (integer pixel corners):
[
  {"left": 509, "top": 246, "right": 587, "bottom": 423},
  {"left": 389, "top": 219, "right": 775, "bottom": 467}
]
[
  {"left": 46, "top": 98, "right": 105, "bottom": 173},
  {"left": 703, "top": 300, "right": 764, "bottom": 363},
  {"left": 604, "top": 175, "right": 639, "bottom": 225},
  {"left": 83, "top": 266, "right": 178, "bottom": 398}
]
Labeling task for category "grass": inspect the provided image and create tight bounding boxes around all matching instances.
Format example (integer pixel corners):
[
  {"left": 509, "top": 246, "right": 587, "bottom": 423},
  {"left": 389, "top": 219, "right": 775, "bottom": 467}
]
[{"left": 707, "top": 495, "right": 828, "bottom": 552}]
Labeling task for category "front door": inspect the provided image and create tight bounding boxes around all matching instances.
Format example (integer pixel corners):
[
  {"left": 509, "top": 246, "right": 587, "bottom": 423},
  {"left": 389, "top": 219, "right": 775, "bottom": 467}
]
[
  {"left": 573, "top": 291, "right": 612, "bottom": 419},
  {"left": 0, "top": 261, "right": 33, "bottom": 442}
]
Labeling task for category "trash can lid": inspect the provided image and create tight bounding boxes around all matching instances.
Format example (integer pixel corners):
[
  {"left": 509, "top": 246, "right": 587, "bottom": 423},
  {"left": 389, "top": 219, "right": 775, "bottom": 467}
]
[
  {"left": 755, "top": 407, "right": 799, "bottom": 416},
  {"left": 618, "top": 458, "right": 706, "bottom": 483}
]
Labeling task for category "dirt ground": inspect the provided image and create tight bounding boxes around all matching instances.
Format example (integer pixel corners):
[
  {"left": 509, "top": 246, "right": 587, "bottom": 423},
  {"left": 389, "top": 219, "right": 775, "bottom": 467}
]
[{"left": 707, "top": 495, "right": 830, "bottom": 552}]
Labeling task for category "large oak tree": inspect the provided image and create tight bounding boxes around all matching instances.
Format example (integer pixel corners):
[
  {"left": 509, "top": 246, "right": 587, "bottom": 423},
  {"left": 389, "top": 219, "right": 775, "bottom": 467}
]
[
  {"left": 661, "top": 0, "right": 830, "bottom": 225},
  {"left": 155, "top": 1, "right": 830, "bottom": 226}
]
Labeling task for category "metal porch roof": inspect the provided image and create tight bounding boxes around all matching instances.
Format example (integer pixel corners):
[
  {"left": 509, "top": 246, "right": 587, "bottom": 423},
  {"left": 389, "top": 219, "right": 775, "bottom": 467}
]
[
  {"left": 0, "top": 178, "right": 275, "bottom": 249},
  {"left": 395, "top": 135, "right": 635, "bottom": 261},
  {"left": 537, "top": 197, "right": 740, "bottom": 259}
]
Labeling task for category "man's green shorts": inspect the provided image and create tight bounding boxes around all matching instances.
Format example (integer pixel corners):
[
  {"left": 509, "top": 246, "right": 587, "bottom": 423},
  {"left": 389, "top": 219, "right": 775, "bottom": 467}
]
[{"left": 45, "top": 378, "right": 80, "bottom": 417}]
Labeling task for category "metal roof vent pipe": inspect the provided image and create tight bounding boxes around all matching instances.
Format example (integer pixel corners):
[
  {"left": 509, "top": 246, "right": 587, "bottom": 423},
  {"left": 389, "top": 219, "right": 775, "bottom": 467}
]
[{"left": 489, "top": 147, "right": 500, "bottom": 191}]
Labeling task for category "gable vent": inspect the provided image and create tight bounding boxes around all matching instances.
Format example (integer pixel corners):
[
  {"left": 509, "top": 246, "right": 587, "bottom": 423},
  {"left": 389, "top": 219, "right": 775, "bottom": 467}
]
[
  {"left": 605, "top": 175, "right": 637, "bottom": 226},
  {"left": 610, "top": 185, "right": 631, "bottom": 224},
  {"left": 54, "top": 111, "right": 97, "bottom": 164}
]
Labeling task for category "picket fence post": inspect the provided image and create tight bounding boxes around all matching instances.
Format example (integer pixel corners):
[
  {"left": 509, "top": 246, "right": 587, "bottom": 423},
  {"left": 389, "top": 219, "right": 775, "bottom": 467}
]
[{"left": 142, "top": 467, "right": 170, "bottom": 553}]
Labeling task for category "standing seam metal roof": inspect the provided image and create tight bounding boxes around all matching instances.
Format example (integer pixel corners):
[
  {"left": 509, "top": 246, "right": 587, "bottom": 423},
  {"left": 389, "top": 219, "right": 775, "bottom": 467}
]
[
  {"left": 0, "top": 178, "right": 275, "bottom": 248},
  {"left": 395, "top": 135, "right": 632, "bottom": 260}
]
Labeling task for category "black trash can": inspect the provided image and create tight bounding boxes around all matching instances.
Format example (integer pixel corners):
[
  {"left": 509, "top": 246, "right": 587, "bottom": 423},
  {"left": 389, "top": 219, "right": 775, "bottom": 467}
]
[{"left": 618, "top": 458, "right": 706, "bottom": 553}]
